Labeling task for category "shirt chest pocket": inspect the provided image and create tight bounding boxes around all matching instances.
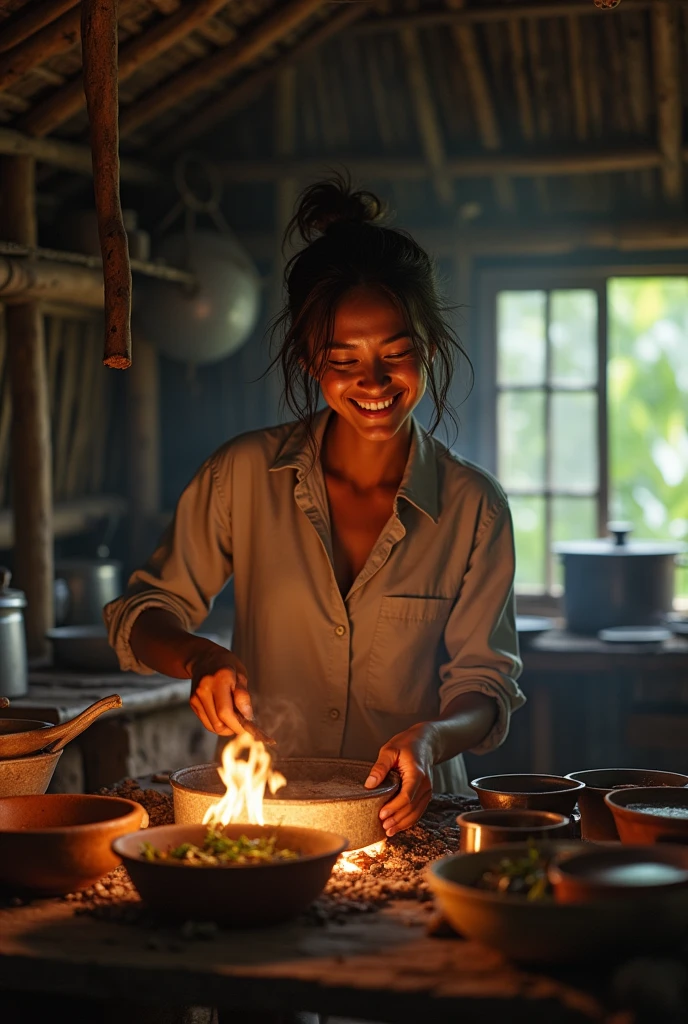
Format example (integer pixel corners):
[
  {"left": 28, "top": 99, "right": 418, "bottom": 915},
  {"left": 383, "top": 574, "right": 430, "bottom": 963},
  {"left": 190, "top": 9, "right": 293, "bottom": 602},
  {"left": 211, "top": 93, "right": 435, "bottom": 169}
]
[{"left": 365, "top": 596, "right": 453, "bottom": 717}]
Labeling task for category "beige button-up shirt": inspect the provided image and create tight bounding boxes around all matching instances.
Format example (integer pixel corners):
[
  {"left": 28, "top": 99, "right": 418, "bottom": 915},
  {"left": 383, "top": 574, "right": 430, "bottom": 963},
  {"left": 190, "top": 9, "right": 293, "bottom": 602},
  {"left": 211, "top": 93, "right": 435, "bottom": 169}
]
[{"left": 105, "top": 410, "right": 525, "bottom": 795}]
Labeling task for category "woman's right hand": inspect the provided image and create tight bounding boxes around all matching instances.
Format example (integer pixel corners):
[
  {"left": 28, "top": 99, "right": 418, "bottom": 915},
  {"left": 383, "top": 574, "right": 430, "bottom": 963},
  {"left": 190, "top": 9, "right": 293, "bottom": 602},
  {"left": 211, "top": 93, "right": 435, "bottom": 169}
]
[{"left": 186, "top": 639, "right": 253, "bottom": 736}]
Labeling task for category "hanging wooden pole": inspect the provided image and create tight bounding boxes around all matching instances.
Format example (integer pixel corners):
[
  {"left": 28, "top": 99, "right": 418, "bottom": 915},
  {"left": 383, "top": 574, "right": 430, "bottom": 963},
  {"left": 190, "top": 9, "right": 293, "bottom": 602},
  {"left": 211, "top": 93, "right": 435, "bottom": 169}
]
[
  {"left": 81, "top": 0, "right": 132, "bottom": 369},
  {"left": 0, "top": 154, "right": 53, "bottom": 658}
]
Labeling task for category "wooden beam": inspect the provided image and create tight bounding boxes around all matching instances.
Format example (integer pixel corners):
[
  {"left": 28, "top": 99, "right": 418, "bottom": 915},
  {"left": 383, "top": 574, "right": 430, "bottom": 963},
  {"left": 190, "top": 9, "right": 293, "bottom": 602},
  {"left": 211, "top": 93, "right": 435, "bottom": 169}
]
[
  {"left": 399, "top": 28, "right": 453, "bottom": 206},
  {"left": 652, "top": 0, "right": 683, "bottom": 204},
  {"left": 22, "top": 0, "right": 231, "bottom": 138},
  {"left": 0, "top": 126, "right": 160, "bottom": 184},
  {"left": 567, "top": 17, "right": 587, "bottom": 142},
  {"left": 448, "top": 0, "right": 514, "bottom": 211},
  {"left": 156, "top": 1, "right": 368, "bottom": 156},
  {"left": 508, "top": 19, "right": 535, "bottom": 142},
  {"left": 0, "top": 496, "right": 128, "bottom": 549},
  {"left": 216, "top": 148, "right": 664, "bottom": 183},
  {"left": 0, "top": 4, "right": 79, "bottom": 92},
  {"left": 354, "top": 2, "right": 656, "bottom": 33},
  {"left": 0, "top": 154, "right": 53, "bottom": 657},
  {"left": 119, "top": 0, "right": 325, "bottom": 139},
  {"left": 0, "top": 256, "right": 104, "bottom": 306},
  {"left": 127, "top": 334, "right": 160, "bottom": 566},
  {"left": 0, "top": 0, "right": 78, "bottom": 54}
]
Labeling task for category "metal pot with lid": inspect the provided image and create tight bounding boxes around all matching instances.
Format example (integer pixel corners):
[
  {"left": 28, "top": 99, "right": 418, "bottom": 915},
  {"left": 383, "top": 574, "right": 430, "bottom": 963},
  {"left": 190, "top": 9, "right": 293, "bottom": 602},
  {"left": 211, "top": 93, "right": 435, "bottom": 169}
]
[
  {"left": 0, "top": 568, "right": 28, "bottom": 698},
  {"left": 553, "top": 522, "right": 686, "bottom": 634}
]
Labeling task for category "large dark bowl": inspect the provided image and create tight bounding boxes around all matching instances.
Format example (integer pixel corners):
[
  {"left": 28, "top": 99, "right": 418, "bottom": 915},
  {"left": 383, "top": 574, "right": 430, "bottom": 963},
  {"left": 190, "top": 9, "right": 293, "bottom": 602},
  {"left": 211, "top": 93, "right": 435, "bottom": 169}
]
[
  {"left": 566, "top": 768, "right": 688, "bottom": 841},
  {"left": 0, "top": 794, "right": 147, "bottom": 895},
  {"left": 113, "top": 823, "right": 348, "bottom": 925},
  {"left": 457, "top": 809, "right": 571, "bottom": 852},
  {"left": 549, "top": 845, "right": 688, "bottom": 903},
  {"left": 605, "top": 787, "right": 688, "bottom": 845},
  {"left": 427, "top": 841, "right": 688, "bottom": 964},
  {"left": 471, "top": 774, "right": 584, "bottom": 816}
]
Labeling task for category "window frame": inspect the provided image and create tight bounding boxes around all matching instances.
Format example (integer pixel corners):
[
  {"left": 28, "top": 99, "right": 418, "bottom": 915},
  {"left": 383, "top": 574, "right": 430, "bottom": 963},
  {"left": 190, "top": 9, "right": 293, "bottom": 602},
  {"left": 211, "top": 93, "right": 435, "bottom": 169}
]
[{"left": 476, "top": 263, "right": 688, "bottom": 614}]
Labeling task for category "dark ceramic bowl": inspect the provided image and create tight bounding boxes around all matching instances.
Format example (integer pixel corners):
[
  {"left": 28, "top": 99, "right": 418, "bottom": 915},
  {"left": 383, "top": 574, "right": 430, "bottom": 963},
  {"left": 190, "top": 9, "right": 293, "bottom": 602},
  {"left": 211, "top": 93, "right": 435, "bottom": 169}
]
[
  {"left": 427, "top": 841, "right": 688, "bottom": 964},
  {"left": 549, "top": 845, "right": 688, "bottom": 903},
  {"left": 0, "top": 794, "right": 147, "bottom": 895},
  {"left": 113, "top": 822, "right": 348, "bottom": 924},
  {"left": 566, "top": 768, "right": 688, "bottom": 841},
  {"left": 471, "top": 774, "right": 584, "bottom": 816},
  {"left": 457, "top": 809, "right": 571, "bottom": 852},
  {"left": 605, "top": 787, "right": 688, "bottom": 845}
]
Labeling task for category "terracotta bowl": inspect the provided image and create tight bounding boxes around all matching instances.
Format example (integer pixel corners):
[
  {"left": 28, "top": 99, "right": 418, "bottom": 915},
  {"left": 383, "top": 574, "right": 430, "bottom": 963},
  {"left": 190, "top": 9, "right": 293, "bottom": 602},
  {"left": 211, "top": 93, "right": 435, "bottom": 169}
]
[
  {"left": 0, "top": 794, "right": 148, "bottom": 895},
  {"left": 566, "top": 768, "right": 688, "bottom": 841},
  {"left": 605, "top": 786, "right": 688, "bottom": 845},
  {"left": 457, "top": 809, "right": 571, "bottom": 852},
  {"left": 113, "top": 823, "right": 348, "bottom": 924},
  {"left": 427, "top": 841, "right": 688, "bottom": 964},
  {"left": 0, "top": 749, "right": 63, "bottom": 797},
  {"left": 171, "top": 758, "right": 399, "bottom": 851},
  {"left": 549, "top": 845, "right": 688, "bottom": 903},
  {"left": 471, "top": 774, "right": 584, "bottom": 816}
]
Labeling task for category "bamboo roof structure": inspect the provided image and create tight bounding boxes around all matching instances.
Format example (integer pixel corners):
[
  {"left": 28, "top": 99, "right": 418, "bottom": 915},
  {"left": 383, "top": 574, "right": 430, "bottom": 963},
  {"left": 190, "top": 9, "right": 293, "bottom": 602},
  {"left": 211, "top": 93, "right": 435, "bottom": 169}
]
[{"left": 0, "top": 0, "right": 686, "bottom": 235}]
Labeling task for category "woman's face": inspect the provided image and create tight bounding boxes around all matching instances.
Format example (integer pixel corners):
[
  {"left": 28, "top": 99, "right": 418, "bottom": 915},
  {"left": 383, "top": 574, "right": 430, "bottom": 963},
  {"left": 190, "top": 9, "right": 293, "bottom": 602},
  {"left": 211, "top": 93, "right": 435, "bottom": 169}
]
[{"left": 317, "top": 286, "right": 427, "bottom": 442}]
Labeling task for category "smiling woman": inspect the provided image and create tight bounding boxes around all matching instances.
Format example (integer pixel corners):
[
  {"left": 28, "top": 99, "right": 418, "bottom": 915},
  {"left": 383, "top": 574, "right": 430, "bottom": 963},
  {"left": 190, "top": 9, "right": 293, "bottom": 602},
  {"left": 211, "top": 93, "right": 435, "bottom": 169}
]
[{"left": 105, "top": 174, "right": 525, "bottom": 838}]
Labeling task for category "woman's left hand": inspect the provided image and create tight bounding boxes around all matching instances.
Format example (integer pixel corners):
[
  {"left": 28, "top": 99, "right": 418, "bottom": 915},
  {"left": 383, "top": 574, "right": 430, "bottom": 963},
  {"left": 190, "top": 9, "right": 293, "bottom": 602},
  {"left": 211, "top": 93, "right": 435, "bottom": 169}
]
[{"left": 364, "top": 725, "right": 435, "bottom": 837}]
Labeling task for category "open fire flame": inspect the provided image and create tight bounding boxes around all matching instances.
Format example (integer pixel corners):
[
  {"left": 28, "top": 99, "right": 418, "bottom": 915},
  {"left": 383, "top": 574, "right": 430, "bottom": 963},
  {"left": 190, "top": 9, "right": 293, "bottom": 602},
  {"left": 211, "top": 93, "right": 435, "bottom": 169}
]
[
  {"left": 203, "top": 732, "right": 286, "bottom": 827},
  {"left": 203, "top": 732, "right": 387, "bottom": 870}
]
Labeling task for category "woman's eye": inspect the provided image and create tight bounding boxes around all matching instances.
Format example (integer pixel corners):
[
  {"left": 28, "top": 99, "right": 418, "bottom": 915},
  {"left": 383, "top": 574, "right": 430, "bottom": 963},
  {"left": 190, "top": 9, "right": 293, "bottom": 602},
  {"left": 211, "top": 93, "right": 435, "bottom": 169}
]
[{"left": 386, "top": 349, "right": 414, "bottom": 359}]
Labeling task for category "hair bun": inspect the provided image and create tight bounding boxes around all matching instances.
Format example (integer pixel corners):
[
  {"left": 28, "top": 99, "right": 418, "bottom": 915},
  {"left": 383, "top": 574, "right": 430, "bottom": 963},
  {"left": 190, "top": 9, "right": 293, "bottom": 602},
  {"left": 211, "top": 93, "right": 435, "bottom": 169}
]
[{"left": 288, "top": 172, "right": 384, "bottom": 245}]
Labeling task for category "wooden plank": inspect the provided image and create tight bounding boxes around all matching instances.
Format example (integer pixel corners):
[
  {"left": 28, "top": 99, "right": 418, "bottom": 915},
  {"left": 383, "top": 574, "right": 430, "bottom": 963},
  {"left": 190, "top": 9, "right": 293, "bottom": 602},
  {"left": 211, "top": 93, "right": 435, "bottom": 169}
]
[
  {"left": 0, "top": 495, "right": 127, "bottom": 548},
  {"left": 355, "top": 2, "right": 656, "bottom": 33},
  {"left": 567, "top": 17, "right": 587, "bottom": 142},
  {"left": 0, "top": 127, "right": 160, "bottom": 184},
  {"left": 118, "top": 0, "right": 325, "bottom": 139},
  {"left": 0, "top": 153, "right": 53, "bottom": 657},
  {"left": 22, "top": 0, "right": 231, "bottom": 138},
  {"left": 448, "top": 0, "right": 514, "bottom": 210},
  {"left": 0, "top": 0, "right": 78, "bottom": 54},
  {"left": 0, "top": 5, "right": 80, "bottom": 92},
  {"left": 217, "top": 148, "right": 664, "bottom": 182},
  {"left": 508, "top": 19, "right": 535, "bottom": 142},
  {"left": 399, "top": 27, "right": 453, "bottom": 206},
  {"left": 652, "top": 0, "right": 683, "bottom": 203},
  {"left": 127, "top": 333, "right": 160, "bottom": 566}
]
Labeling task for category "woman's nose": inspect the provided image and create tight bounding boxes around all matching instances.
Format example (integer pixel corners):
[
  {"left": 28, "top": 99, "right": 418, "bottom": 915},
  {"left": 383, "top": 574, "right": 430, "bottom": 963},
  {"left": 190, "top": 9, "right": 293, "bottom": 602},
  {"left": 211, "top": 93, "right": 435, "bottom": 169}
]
[{"left": 358, "top": 358, "right": 391, "bottom": 388}]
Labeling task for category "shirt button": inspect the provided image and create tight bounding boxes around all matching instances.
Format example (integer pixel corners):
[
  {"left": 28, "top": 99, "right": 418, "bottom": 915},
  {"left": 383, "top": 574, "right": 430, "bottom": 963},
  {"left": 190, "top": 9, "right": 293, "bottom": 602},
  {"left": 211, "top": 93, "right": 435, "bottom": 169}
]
[
  {"left": 334, "top": 624, "right": 346, "bottom": 637},
  {"left": 329, "top": 708, "right": 341, "bottom": 720}
]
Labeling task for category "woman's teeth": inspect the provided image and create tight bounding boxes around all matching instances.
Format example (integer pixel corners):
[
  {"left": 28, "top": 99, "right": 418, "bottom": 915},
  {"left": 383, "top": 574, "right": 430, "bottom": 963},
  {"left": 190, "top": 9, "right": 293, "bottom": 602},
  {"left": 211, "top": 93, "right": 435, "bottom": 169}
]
[{"left": 353, "top": 395, "right": 397, "bottom": 411}]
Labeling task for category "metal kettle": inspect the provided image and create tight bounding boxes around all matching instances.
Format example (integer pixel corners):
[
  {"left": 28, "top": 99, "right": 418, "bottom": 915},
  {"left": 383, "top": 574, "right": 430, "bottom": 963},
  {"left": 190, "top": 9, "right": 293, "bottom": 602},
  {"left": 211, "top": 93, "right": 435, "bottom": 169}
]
[{"left": 0, "top": 567, "right": 28, "bottom": 698}]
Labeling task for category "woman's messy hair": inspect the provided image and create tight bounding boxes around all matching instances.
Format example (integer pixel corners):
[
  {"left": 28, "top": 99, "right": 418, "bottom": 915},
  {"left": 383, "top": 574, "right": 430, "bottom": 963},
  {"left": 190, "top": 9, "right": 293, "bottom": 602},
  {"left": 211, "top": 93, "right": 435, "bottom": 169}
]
[{"left": 269, "top": 171, "right": 472, "bottom": 445}]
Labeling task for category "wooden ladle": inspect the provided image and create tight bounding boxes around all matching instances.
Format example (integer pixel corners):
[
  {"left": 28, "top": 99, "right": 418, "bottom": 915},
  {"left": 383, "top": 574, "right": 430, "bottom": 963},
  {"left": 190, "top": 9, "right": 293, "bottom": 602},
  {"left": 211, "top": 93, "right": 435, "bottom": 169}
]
[{"left": 0, "top": 694, "right": 122, "bottom": 758}]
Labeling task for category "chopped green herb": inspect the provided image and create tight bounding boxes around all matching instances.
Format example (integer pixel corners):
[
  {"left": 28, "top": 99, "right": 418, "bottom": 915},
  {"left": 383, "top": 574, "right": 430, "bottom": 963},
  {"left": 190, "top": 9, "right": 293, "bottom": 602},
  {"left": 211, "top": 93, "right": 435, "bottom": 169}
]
[
  {"left": 474, "top": 843, "right": 552, "bottom": 900},
  {"left": 141, "top": 828, "right": 300, "bottom": 867}
]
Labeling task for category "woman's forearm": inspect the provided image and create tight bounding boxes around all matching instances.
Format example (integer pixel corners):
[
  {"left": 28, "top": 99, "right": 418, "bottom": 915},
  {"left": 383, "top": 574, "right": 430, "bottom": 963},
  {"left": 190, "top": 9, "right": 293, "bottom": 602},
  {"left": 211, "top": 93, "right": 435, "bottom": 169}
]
[
  {"left": 129, "top": 608, "right": 209, "bottom": 678},
  {"left": 425, "top": 691, "right": 498, "bottom": 764}
]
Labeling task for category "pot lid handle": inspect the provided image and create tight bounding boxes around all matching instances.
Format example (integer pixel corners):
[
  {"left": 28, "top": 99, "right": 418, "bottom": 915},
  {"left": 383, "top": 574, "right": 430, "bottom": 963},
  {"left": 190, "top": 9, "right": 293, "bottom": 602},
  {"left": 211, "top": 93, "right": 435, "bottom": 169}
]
[{"left": 607, "top": 521, "right": 634, "bottom": 547}]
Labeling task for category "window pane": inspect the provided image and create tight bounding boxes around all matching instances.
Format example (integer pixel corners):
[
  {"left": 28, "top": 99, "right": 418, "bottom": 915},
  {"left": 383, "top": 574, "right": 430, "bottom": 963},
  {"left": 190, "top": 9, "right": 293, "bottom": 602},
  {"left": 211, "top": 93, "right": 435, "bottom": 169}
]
[
  {"left": 550, "top": 289, "right": 598, "bottom": 386},
  {"left": 498, "top": 390, "right": 546, "bottom": 489},
  {"left": 551, "top": 497, "right": 598, "bottom": 587},
  {"left": 550, "top": 392, "right": 598, "bottom": 492},
  {"left": 608, "top": 277, "right": 688, "bottom": 598},
  {"left": 510, "top": 496, "right": 546, "bottom": 589},
  {"left": 497, "top": 291, "right": 546, "bottom": 385}
]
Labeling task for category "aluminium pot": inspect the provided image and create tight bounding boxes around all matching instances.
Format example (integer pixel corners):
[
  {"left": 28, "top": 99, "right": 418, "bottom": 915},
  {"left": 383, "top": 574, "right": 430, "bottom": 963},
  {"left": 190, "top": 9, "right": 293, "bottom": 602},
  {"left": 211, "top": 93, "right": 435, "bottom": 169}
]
[
  {"left": 54, "top": 559, "right": 122, "bottom": 627},
  {"left": 0, "top": 568, "right": 28, "bottom": 698},
  {"left": 553, "top": 522, "right": 686, "bottom": 634}
]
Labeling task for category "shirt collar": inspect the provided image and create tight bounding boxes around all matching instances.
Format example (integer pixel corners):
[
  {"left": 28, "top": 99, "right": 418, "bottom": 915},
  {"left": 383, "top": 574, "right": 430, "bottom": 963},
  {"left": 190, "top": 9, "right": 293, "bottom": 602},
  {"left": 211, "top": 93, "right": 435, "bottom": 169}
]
[{"left": 269, "top": 408, "right": 440, "bottom": 524}]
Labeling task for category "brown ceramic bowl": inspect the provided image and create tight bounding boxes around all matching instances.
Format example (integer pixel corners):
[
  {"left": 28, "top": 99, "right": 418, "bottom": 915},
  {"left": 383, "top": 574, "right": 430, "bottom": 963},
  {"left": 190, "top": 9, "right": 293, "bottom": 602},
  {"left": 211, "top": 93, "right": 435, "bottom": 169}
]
[
  {"left": 471, "top": 774, "right": 584, "bottom": 816},
  {"left": 0, "top": 793, "right": 147, "bottom": 895},
  {"left": 605, "top": 786, "right": 688, "bottom": 845},
  {"left": 0, "top": 749, "right": 63, "bottom": 797},
  {"left": 457, "top": 809, "right": 571, "bottom": 852},
  {"left": 566, "top": 769, "right": 688, "bottom": 841},
  {"left": 549, "top": 845, "right": 688, "bottom": 903},
  {"left": 427, "top": 841, "right": 688, "bottom": 964},
  {"left": 114, "top": 823, "right": 348, "bottom": 924}
]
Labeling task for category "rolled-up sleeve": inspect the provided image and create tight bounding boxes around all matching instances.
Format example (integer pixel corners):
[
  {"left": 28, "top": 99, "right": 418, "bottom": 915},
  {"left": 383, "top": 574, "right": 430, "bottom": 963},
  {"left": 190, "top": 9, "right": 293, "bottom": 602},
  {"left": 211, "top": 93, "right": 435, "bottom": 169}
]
[
  {"left": 103, "top": 451, "right": 233, "bottom": 674},
  {"left": 438, "top": 499, "right": 525, "bottom": 754}
]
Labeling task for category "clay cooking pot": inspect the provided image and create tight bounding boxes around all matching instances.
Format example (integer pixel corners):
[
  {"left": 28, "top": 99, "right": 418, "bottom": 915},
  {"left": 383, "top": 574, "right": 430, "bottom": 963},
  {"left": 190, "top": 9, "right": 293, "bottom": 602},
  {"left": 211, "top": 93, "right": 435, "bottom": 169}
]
[{"left": 0, "top": 694, "right": 122, "bottom": 758}]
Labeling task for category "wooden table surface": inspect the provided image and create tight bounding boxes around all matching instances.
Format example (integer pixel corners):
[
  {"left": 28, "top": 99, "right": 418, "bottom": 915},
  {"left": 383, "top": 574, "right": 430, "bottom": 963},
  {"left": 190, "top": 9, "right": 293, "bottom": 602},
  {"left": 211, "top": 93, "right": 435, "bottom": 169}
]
[{"left": 0, "top": 897, "right": 615, "bottom": 1023}]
